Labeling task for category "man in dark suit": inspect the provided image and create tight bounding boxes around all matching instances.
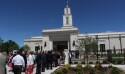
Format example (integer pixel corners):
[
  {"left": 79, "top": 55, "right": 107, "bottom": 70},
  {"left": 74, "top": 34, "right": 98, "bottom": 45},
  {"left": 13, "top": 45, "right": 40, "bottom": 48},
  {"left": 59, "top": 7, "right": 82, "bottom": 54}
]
[
  {"left": 53, "top": 52, "right": 58, "bottom": 67},
  {"left": 41, "top": 51, "right": 46, "bottom": 72},
  {"left": 35, "top": 50, "right": 42, "bottom": 74},
  {"left": 46, "top": 51, "right": 53, "bottom": 70},
  {"left": 21, "top": 51, "right": 27, "bottom": 72}
]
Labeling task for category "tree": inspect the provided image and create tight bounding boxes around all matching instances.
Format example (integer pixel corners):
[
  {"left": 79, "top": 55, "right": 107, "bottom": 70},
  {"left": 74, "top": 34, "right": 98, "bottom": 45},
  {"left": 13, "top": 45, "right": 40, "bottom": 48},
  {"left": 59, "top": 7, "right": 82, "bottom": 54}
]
[
  {"left": 0, "top": 40, "right": 19, "bottom": 54},
  {"left": 76, "top": 36, "right": 97, "bottom": 65},
  {"left": 75, "top": 38, "right": 85, "bottom": 62},
  {"left": 19, "top": 45, "right": 30, "bottom": 52},
  {"left": 91, "top": 39, "right": 98, "bottom": 55}
]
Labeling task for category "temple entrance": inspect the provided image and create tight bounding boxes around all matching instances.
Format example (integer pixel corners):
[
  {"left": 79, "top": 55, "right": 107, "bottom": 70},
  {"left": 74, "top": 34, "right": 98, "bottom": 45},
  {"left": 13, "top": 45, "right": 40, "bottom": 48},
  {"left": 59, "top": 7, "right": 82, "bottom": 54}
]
[{"left": 53, "top": 41, "right": 68, "bottom": 53}]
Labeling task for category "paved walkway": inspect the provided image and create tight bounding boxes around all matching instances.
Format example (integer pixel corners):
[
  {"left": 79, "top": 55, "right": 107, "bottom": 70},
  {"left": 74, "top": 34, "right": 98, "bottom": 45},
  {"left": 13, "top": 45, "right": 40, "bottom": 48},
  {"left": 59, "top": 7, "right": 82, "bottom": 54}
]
[{"left": 6, "top": 65, "right": 60, "bottom": 74}]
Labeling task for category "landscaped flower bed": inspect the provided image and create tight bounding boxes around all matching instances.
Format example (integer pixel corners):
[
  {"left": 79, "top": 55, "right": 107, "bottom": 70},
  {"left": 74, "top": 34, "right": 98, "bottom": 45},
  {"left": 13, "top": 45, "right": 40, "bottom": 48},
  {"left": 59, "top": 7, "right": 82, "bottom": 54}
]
[{"left": 51, "top": 64, "right": 125, "bottom": 74}]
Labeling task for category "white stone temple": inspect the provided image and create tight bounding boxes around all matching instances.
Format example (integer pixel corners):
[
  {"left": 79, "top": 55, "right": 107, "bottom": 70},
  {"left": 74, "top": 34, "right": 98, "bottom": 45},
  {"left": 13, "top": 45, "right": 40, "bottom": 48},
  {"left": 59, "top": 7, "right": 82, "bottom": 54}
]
[{"left": 24, "top": 2, "right": 125, "bottom": 54}]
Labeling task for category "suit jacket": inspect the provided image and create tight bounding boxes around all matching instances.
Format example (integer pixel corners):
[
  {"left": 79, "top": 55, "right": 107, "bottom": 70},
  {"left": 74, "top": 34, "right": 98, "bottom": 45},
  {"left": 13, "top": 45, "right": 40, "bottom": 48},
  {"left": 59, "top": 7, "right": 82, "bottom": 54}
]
[
  {"left": 46, "top": 53, "right": 53, "bottom": 62},
  {"left": 0, "top": 53, "right": 6, "bottom": 74},
  {"left": 35, "top": 53, "right": 42, "bottom": 65}
]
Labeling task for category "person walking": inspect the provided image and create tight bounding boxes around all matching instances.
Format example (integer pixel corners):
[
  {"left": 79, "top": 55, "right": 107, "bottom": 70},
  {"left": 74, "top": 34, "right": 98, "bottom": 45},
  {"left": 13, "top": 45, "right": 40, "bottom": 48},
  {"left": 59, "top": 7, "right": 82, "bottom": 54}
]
[
  {"left": 8, "top": 52, "right": 13, "bottom": 72},
  {"left": 46, "top": 51, "right": 53, "bottom": 70},
  {"left": 12, "top": 51, "right": 25, "bottom": 74},
  {"left": 21, "top": 51, "right": 27, "bottom": 72},
  {"left": 41, "top": 51, "right": 46, "bottom": 72},
  {"left": 25, "top": 51, "right": 34, "bottom": 74},
  {"left": 35, "top": 50, "right": 42, "bottom": 74},
  {"left": 0, "top": 49, "right": 7, "bottom": 74},
  {"left": 53, "top": 51, "right": 58, "bottom": 67}
]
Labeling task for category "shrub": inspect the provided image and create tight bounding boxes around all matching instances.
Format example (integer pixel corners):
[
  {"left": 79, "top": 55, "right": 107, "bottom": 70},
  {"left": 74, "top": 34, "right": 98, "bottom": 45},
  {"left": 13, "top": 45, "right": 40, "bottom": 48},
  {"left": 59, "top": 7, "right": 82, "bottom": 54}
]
[
  {"left": 89, "top": 61, "right": 93, "bottom": 64},
  {"left": 111, "top": 67, "right": 120, "bottom": 74},
  {"left": 89, "top": 68, "right": 95, "bottom": 74},
  {"left": 108, "top": 64, "right": 113, "bottom": 68},
  {"left": 96, "top": 61, "right": 100, "bottom": 64},
  {"left": 74, "top": 62, "right": 78, "bottom": 64},
  {"left": 84, "top": 64, "right": 92, "bottom": 70},
  {"left": 55, "top": 71, "right": 63, "bottom": 74},
  {"left": 101, "top": 66, "right": 108, "bottom": 71},
  {"left": 113, "top": 54, "right": 124, "bottom": 57},
  {"left": 81, "top": 61, "right": 85, "bottom": 64},
  {"left": 60, "top": 67, "right": 68, "bottom": 73},
  {"left": 112, "top": 60, "right": 117, "bottom": 64},
  {"left": 102, "top": 60, "right": 108, "bottom": 64},
  {"left": 117, "top": 61, "right": 123, "bottom": 64},
  {"left": 98, "top": 71, "right": 104, "bottom": 74},
  {"left": 71, "top": 62, "right": 73, "bottom": 64},
  {"left": 64, "top": 64, "right": 71, "bottom": 71},
  {"left": 112, "top": 57, "right": 124, "bottom": 64},
  {"left": 75, "top": 71, "right": 84, "bottom": 74},
  {"left": 95, "top": 64, "right": 102, "bottom": 70},
  {"left": 75, "top": 64, "right": 83, "bottom": 74},
  {"left": 52, "top": 69, "right": 63, "bottom": 74},
  {"left": 76, "top": 64, "right": 83, "bottom": 71}
]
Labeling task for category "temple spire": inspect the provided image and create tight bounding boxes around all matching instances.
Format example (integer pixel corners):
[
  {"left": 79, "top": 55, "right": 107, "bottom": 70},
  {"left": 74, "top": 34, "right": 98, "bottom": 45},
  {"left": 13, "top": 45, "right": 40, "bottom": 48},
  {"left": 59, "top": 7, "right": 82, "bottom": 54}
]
[
  {"left": 66, "top": 0, "right": 69, "bottom": 7},
  {"left": 62, "top": 0, "right": 73, "bottom": 29}
]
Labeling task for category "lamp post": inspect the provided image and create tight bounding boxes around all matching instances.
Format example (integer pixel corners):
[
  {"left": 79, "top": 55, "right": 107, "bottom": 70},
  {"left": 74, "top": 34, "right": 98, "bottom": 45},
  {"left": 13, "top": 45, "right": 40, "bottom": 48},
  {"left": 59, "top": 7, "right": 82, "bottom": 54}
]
[
  {"left": 119, "top": 34, "right": 122, "bottom": 54},
  {"left": 108, "top": 35, "right": 110, "bottom": 50},
  {"left": 95, "top": 35, "right": 99, "bottom": 63}
]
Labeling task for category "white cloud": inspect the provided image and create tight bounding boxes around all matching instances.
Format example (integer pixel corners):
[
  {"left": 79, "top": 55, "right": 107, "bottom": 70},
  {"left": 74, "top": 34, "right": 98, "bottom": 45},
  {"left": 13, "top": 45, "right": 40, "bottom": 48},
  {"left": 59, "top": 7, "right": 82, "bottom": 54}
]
[
  {"left": 22, "top": 33, "right": 27, "bottom": 35},
  {"left": 105, "top": 31, "right": 115, "bottom": 33}
]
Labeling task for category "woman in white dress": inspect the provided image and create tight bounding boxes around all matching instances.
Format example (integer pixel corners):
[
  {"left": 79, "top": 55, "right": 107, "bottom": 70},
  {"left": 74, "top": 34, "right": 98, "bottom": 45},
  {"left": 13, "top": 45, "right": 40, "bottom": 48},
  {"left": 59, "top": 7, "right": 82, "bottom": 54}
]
[{"left": 25, "top": 51, "right": 34, "bottom": 74}]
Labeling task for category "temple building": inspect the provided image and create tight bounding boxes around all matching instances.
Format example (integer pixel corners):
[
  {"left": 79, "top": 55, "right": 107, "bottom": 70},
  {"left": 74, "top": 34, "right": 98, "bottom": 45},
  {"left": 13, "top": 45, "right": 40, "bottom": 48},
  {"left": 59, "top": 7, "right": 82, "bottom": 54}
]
[{"left": 24, "top": 3, "right": 125, "bottom": 54}]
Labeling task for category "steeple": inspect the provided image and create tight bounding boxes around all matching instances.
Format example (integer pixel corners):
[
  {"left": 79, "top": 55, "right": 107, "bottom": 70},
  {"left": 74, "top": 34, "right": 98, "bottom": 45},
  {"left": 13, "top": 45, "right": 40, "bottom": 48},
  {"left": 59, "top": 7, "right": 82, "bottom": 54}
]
[
  {"left": 62, "top": 0, "right": 73, "bottom": 29},
  {"left": 66, "top": 1, "right": 69, "bottom": 7}
]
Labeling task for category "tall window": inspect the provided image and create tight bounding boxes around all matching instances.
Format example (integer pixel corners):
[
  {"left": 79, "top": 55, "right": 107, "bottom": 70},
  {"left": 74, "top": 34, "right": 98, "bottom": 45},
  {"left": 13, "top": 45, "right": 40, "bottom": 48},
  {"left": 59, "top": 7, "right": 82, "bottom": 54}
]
[
  {"left": 41, "top": 46, "right": 43, "bottom": 51},
  {"left": 35, "top": 46, "right": 40, "bottom": 51},
  {"left": 66, "top": 17, "right": 69, "bottom": 25},
  {"left": 66, "top": 8, "right": 68, "bottom": 14},
  {"left": 100, "top": 44, "right": 105, "bottom": 52}
]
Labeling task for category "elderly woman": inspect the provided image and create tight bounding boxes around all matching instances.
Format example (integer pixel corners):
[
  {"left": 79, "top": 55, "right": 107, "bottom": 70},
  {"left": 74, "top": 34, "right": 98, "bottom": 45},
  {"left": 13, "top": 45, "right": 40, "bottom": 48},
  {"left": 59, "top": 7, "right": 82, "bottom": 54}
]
[{"left": 0, "top": 49, "right": 7, "bottom": 74}]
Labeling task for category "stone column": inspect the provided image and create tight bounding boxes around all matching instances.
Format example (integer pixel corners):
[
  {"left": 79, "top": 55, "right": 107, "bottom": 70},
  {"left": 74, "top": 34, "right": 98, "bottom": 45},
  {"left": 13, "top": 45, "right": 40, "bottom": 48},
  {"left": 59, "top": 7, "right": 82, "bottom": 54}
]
[
  {"left": 68, "top": 41, "right": 70, "bottom": 50},
  {"left": 49, "top": 41, "right": 53, "bottom": 50},
  {"left": 64, "top": 49, "right": 69, "bottom": 64}
]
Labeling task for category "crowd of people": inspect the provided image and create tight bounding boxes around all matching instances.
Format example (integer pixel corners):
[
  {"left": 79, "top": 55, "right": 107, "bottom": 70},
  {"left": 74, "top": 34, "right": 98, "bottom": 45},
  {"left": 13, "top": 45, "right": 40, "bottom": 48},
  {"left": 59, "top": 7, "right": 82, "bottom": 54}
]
[{"left": 0, "top": 49, "right": 66, "bottom": 74}]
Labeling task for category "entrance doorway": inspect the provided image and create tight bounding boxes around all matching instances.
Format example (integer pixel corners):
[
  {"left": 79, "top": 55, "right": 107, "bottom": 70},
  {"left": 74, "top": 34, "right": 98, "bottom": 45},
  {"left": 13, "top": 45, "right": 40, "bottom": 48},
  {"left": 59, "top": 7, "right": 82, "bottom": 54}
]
[{"left": 53, "top": 41, "right": 68, "bottom": 53}]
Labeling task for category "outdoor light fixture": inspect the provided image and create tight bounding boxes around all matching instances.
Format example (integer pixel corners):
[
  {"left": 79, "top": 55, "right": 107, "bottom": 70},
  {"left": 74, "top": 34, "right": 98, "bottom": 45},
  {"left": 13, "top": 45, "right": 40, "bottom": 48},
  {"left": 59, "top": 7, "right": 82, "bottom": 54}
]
[
  {"left": 119, "top": 34, "right": 122, "bottom": 54},
  {"left": 44, "top": 42, "right": 47, "bottom": 47},
  {"left": 73, "top": 40, "right": 75, "bottom": 46}
]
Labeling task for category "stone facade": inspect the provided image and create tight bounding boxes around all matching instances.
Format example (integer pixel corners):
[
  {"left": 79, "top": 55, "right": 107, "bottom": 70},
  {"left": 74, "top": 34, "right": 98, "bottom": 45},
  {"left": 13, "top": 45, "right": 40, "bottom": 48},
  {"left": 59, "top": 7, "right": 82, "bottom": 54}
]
[{"left": 24, "top": 4, "right": 125, "bottom": 54}]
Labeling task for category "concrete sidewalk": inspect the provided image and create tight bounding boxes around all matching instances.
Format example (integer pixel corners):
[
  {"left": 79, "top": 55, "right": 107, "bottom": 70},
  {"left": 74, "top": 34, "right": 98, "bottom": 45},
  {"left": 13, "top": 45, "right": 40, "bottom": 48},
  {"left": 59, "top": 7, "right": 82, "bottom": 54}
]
[{"left": 6, "top": 65, "right": 60, "bottom": 74}]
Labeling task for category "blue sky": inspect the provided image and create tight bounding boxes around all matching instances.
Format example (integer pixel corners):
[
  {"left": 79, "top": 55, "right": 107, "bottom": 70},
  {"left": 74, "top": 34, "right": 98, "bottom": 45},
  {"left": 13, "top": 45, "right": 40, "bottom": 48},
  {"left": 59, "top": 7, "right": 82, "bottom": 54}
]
[{"left": 0, "top": 0, "right": 125, "bottom": 47}]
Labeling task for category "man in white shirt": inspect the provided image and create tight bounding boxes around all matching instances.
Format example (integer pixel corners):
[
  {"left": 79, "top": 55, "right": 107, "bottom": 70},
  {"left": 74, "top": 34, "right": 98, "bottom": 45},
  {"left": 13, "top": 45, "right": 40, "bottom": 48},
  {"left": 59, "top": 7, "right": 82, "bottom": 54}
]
[{"left": 12, "top": 51, "right": 25, "bottom": 74}]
